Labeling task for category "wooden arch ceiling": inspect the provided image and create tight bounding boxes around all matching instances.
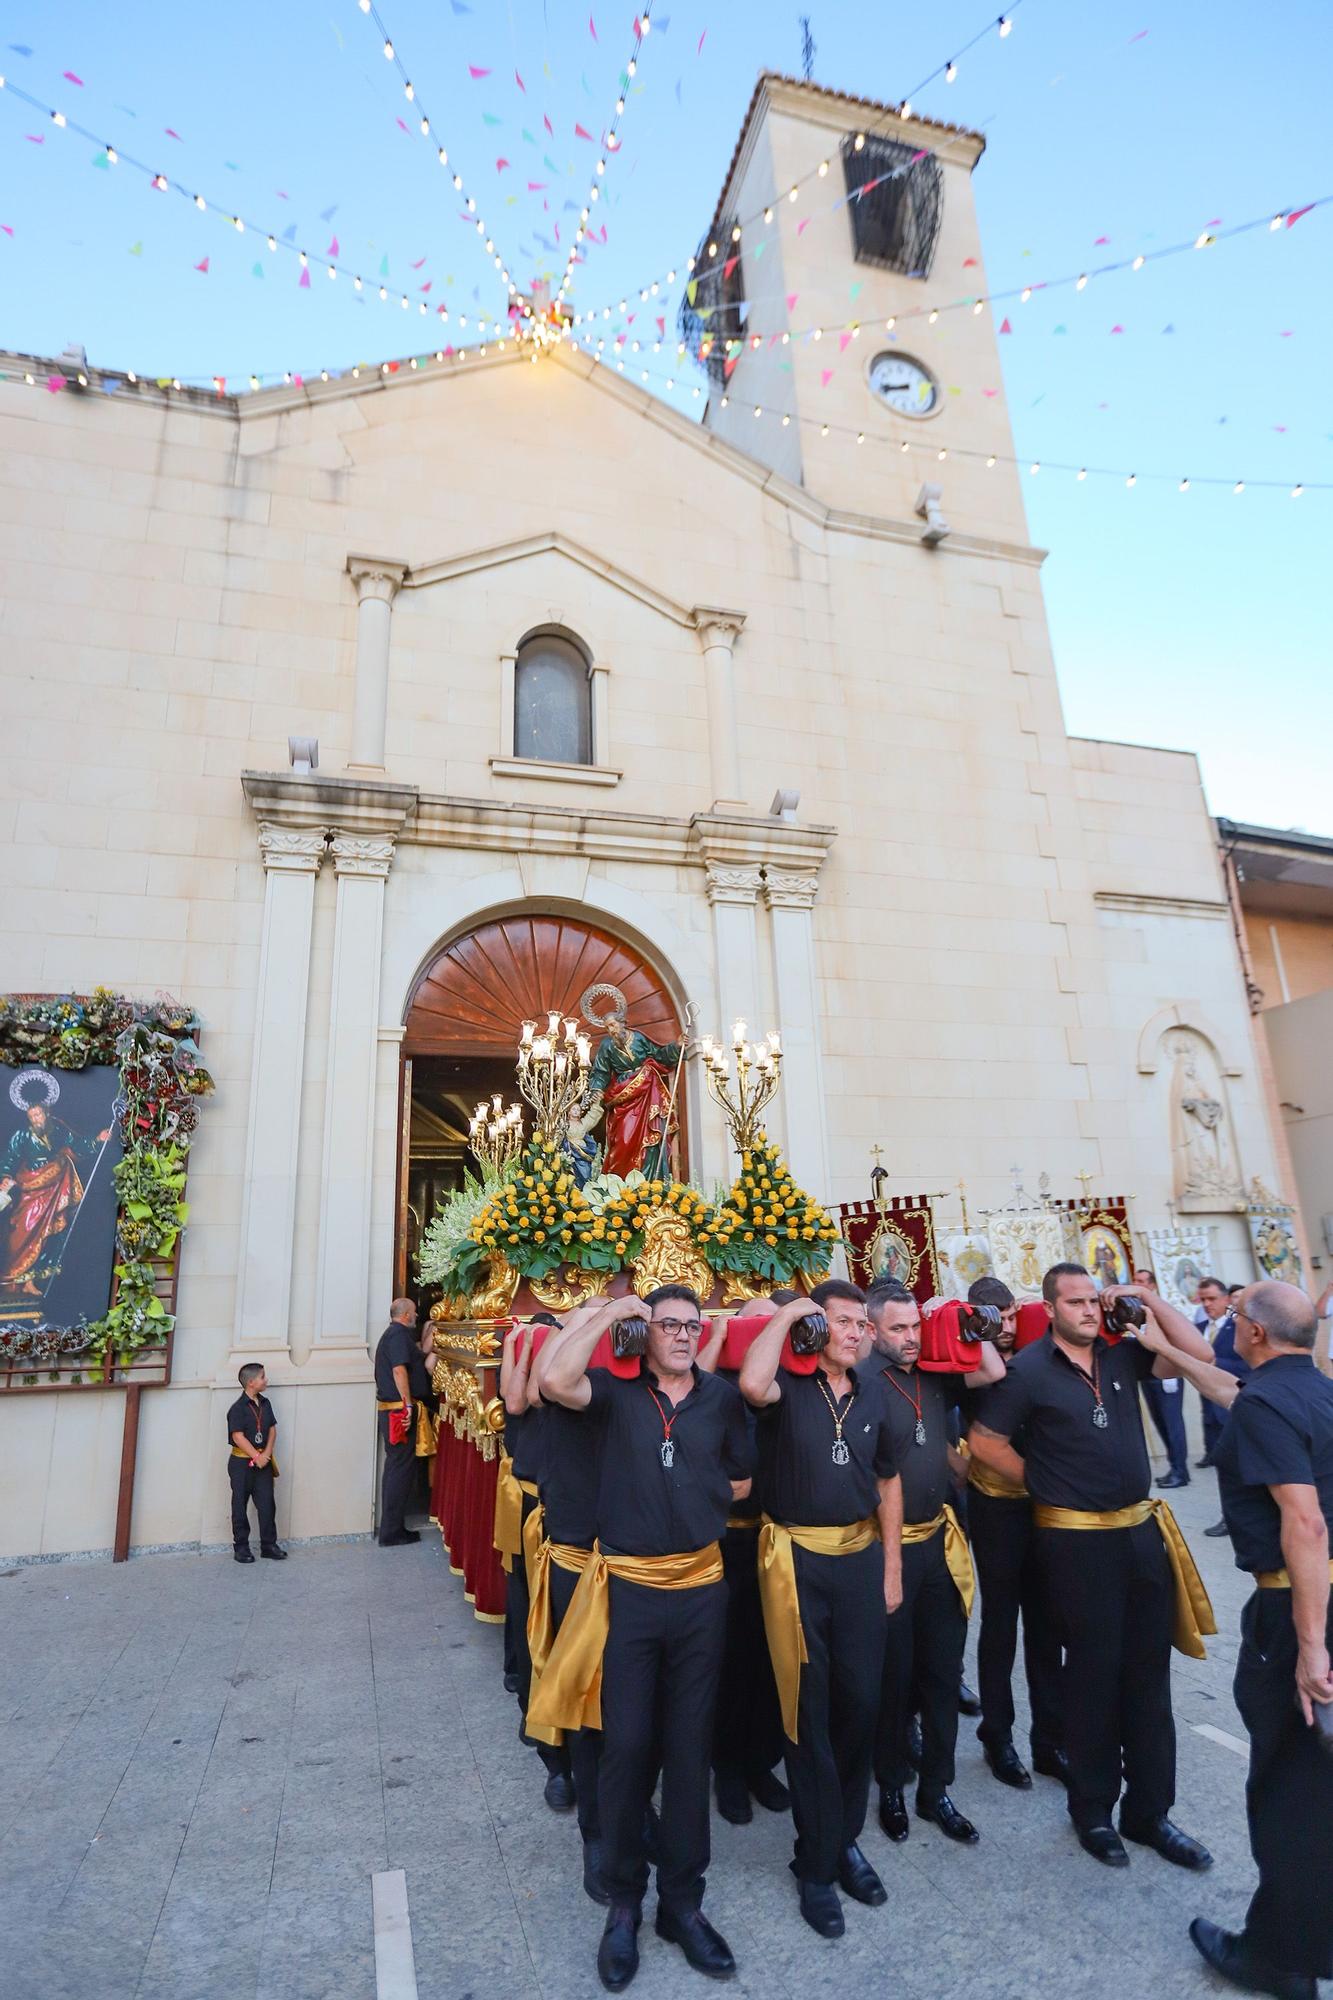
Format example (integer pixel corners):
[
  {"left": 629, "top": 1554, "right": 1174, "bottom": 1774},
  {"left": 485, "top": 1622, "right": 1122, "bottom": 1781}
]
[{"left": 403, "top": 915, "right": 682, "bottom": 1058}]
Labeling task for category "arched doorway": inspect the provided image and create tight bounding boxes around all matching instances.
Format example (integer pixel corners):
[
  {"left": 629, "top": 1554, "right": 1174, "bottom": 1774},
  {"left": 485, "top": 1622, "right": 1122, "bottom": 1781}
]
[{"left": 396, "top": 913, "right": 685, "bottom": 1297}]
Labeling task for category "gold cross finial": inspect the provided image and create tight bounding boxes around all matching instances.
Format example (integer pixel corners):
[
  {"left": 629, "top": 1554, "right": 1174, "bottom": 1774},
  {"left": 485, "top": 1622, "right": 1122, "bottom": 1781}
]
[
  {"left": 1075, "top": 1169, "right": 1095, "bottom": 1214},
  {"left": 956, "top": 1178, "right": 970, "bottom": 1233}
]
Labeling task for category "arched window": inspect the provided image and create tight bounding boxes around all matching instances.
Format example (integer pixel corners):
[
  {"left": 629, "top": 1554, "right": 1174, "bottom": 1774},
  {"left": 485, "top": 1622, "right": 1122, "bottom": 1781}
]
[{"left": 514, "top": 631, "right": 592, "bottom": 766}]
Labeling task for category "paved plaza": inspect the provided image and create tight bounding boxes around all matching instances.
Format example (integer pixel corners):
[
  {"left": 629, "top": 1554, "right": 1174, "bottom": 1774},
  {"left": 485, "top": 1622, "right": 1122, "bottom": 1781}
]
[{"left": 2, "top": 1461, "right": 1269, "bottom": 2000}]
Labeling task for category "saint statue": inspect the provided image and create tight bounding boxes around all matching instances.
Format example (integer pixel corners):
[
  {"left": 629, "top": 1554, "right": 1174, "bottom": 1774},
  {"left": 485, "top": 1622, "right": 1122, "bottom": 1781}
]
[
  {"left": 570, "top": 986, "right": 683, "bottom": 1182},
  {"left": 0, "top": 1076, "right": 111, "bottom": 1300},
  {"left": 1168, "top": 1034, "right": 1243, "bottom": 1207}
]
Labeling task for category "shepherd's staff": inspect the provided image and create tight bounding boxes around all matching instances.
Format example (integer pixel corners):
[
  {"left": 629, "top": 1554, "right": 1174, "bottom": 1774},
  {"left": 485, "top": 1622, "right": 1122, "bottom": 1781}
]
[{"left": 654, "top": 1000, "right": 699, "bottom": 1182}]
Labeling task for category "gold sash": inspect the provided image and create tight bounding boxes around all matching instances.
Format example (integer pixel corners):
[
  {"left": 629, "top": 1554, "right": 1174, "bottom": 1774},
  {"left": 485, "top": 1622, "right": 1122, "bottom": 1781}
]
[
  {"left": 1032, "top": 1499, "right": 1217, "bottom": 1659},
  {"left": 902, "top": 1505, "right": 975, "bottom": 1618},
  {"left": 756, "top": 1515, "right": 879, "bottom": 1744},
  {"left": 527, "top": 1541, "right": 724, "bottom": 1735},
  {"left": 1256, "top": 1559, "right": 1333, "bottom": 1589},
  {"left": 525, "top": 1540, "right": 596, "bottom": 1745},
  {"left": 967, "top": 1459, "right": 1028, "bottom": 1501},
  {"left": 415, "top": 1405, "right": 439, "bottom": 1458},
  {"left": 376, "top": 1399, "right": 408, "bottom": 1410},
  {"left": 493, "top": 1453, "right": 540, "bottom": 1572},
  {"left": 230, "top": 1445, "right": 279, "bottom": 1478}
]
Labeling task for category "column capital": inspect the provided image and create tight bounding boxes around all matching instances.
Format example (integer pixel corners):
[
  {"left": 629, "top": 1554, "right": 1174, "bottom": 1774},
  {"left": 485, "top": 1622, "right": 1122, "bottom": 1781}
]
[
  {"left": 258, "top": 822, "right": 327, "bottom": 874},
  {"left": 346, "top": 554, "right": 409, "bottom": 605},
  {"left": 705, "top": 863, "right": 763, "bottom": 907},
  {"left": 329, "top": 832, "right": 396, "bottom": 879},
  {"left": 690, "top": 605, "right": 746, "bottom": 647},
  {"left": 763, "top": 870, "right": 820, "bottom": 911}
]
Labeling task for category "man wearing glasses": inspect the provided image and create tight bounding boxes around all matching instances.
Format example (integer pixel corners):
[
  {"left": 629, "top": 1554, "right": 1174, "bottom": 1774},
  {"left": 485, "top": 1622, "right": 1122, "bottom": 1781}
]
[{"left": 534, "top": 1286, "right": 751, "bottom": 1992}]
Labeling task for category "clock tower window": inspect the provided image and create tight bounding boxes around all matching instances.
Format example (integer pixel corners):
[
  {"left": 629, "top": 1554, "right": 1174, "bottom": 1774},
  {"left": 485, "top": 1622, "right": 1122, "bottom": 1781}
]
[{"left": 841, "top": 133, "right": 943, "bottom": 279}]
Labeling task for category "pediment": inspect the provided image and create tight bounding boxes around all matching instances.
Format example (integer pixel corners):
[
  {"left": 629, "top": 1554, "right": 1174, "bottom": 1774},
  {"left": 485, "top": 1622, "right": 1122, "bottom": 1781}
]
[{"left": 401, "top": 530, "right": 697, "bottom": 629}]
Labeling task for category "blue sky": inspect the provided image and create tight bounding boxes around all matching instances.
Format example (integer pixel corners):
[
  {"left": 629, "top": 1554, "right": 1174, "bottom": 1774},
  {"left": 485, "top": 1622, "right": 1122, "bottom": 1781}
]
[{"left": 3, "top": 1, "right": 1329, "bottom": 832}]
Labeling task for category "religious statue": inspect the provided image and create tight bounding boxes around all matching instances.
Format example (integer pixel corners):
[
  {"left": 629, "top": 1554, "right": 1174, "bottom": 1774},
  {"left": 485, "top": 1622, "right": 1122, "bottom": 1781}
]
[
  {"left": 1167, "top": 1033, "right": 1244, "bottom": 1209},
  {"left": 570, "top": 984, "right": 684, "bottom": 1182},
  {"left": 0, "top": 1071, "right": 111, "bottom": 1301}
]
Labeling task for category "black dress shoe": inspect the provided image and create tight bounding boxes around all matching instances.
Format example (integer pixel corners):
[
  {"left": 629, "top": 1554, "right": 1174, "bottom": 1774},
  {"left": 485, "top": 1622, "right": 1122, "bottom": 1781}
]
[
  {"left": 1188, "top": 1917, "right": 1317, "bottom": 2000},
  {"left": 917, "top": 1792, "right": 980, "bottom": 1844},
  {"left": 543, "top": 1769, "right": 576, "bottom": 1813},
  {"left": 1156, "top": 1470, "right": 1190, "bottom": 1489},
  {"left": 980, "top": 1738, "right": 1032, "bottom": 1790},
  {"left": 655, "top": 1905, "right": 736, "bottom": 1979},
  {"left": 797, "top": 1880, "right": 844, "bottom": 1939},
  {"left": 583, "top": 1838, "right": 610, "bottom": 1906},
  {"left": 905, "top": 1715, "right": 922, "bottom": 1771},
  {"left": 378, "top": 1529, "right": 421, "bottom": 1546},
  {"left": 1120, "top": 1814, "right": 1213, "bottom": 1871},
  {"left": 1031, "top": 1745, "right": 1071, "bottom": 1786},
  {"left": 837, "top": 1842, "right": 887, "bottom": 1905},
  {"left": 233, "top": 1548, "right": 255, "bottom": 1563},
  {"left": 1196, "top": 1454, "right": 1216, "bottom": 1469},
  {"left": 748, "top": 1767, "right": 791, "bottom": 1812},
  {"left": 260, "top": 1545, "right": 288, "bottom": 1559},
  {"left": 957, "top": 1679, "right": 983, "bottom": 1717},
  {"left": 597, "top": 1906, "right": 641, "bottom": 1992},
  {"left": 1204, "top": 1520, "right": 1231, "bottom": 1538},
  {"left": 878, "top": 1787, "right": 909, "bottom": 1842},
  {"left": 715, "top": 1771, "right": 752, "bottom": 1824},
  {"left": 1078, "top": 1823, "right": 1129, "bottom": 1867},
  {"left": 503, "top": 1671, "right": 520, "bottom": 1694}
]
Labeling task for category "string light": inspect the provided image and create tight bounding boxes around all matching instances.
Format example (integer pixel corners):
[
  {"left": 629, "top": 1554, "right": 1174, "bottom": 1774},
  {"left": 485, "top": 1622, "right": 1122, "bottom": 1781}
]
[
  {"left": 552, "top": 5, "right": 652, "bottom": 313},
  {"left": 998, "top": 14, "right": 1013, "bottom": 34},
  {"left": 1233, "top": 479, "right": 1245, "bottom": 494},
  {"left": 1179, "top": 478, "right": 1190, "bottom": 492},
  {"left": 359, "top": 0, "right": 514, "bottom": 303},
  {"left": 1076, "top": 468, "right": 1087, "bottom": 481},
  {"left": 946, "top": 61, "right": 958, "bottom": 81}
]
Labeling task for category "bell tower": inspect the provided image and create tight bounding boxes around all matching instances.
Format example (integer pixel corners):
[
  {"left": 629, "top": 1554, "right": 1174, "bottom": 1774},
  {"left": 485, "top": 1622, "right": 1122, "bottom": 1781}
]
[{"left": 693, "top": 74, "right": 1032, "bottom": 548}]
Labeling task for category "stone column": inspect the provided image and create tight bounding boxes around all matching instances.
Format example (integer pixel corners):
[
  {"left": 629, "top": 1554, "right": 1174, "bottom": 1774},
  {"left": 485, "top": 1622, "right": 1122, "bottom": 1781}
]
[
  {"left": 311, "top": 833, "right": 396, "bottom": 1356},
  {"left": 702, "top": 865, "right": 762, "bottom": 1182},
  {"left": 764, "top": 871, "right": 832, "bottom": 1200},
  {"left": 345, "top": 557, "right": 408, "bottom": 773},
  {"left": 229, "top": 823, "right": 327, "bottom": 1370},
  {"left": 691, "top": 609, "right": 747, "bottom": 812}
]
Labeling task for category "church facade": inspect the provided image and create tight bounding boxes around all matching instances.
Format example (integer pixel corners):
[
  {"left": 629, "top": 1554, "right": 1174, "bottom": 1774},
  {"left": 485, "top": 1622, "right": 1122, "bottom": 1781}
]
[{"left": 0, "top": 76, "right": 1292, "bottom": 1558}]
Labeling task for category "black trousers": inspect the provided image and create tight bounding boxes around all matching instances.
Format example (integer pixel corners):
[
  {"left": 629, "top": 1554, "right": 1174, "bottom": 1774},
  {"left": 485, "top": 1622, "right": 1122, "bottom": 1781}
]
[
  {"left": 378, "top": 1411, "right": 415, "bottom": 1543},
  {"left": 876, "top": 1529, "right": 965, "bottom": 1800},
  {"left": 508, "top": 1498, "right": 568, "bottom": 1777},
  {"left": 713, "top": 1523, "right": 785, "bottom": 1785},
  {"left": 1141, "top": 1378, "right": 1189, "bottom": 1480},
  {"left": 1234, "top": 1590, "right": 1333, "bottom": 1979},
  {"left": 598, "top": 1572, "right": 727, "bottom": 1912},
  {"left": 550, "top": 1557, "right": 601, "bottom": 1838},
  {"left": 1036, "top": 1519, "right": 1175, "bottom": 1830},
  {"left": 228, "top": 1457, "right": 277, "bottom": 1552},
  {"left": 784, "top": 1540, "right": 885, "bottom": 1885},
  {"left": 968, "top": 1489, "right": 1063, "bottom": 1756}
]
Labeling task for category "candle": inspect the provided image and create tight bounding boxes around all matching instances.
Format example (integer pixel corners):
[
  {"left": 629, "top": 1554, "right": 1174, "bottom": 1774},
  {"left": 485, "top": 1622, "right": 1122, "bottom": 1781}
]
[
  {"left": 767, "top": 1030, "right": 782, "bottom": 1054},
  {"left": 520, "top": 1021, "right": 535, "bottom": 1046},
  {"left": 732, "top": 1019, "right": 747, "bottom": 1047},
  {"left": 547, "top": 1011, "right": 561, "bottom": 1035},
  {"left": 576, "top": 1035, "right": 591, "bottom": 1064},
  {"left": 564, "top": 1018, "right": 579, "bottom": 1042}
]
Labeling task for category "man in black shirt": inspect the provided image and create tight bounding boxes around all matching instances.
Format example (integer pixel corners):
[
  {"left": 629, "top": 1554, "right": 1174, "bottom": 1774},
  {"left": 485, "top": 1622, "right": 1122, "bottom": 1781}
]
[
  {"left": 225, "top": 1363, "right": 285, "bottom": 1563},
  {"left": 536, "top": 1286, "right": 751, "bottom": 1992},
  {"left": 740, "top": 1282, "right": 903, "bottom": 1940},
  {"left": 961, "top": 1277, "right": 1065, "bottom": 1791},
  {"left": 1179, "top": 1280, "right": 1333, "bottom": 2000},
  {"left": 374, "top": 1297, "right": 420, "bottom": 1547},
  {"left": 970, "top": 1263, "right": 1215, "bottom": 1870},
  {"left": 531, "top": 1298, "right": 617, "bottom": 1902},
  {"left": 869, "top": 1280, "right": 1003, "bottom": 1847}
]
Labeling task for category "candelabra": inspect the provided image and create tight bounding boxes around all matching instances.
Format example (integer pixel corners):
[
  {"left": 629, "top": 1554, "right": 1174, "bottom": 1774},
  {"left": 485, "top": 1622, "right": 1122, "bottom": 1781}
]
[
  {"left": 699, "top": 1020, "right": 783, "bottom": 1153},
  {"left": 468, "top": 1096, "right": 524, "bottom": 1179},
  {"left": 516, "top": 1012, "right": 592, "bottom": 1147}
]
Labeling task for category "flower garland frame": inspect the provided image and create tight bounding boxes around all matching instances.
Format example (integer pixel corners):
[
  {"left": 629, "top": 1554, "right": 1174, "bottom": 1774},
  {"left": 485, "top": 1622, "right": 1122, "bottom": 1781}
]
[{"left": 0, "top": 990, "right": 214, "bottom": 1377}]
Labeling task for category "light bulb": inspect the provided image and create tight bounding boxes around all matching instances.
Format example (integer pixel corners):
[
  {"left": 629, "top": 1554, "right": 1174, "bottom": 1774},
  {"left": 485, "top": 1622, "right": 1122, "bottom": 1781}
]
[
  {"left": 383, "top": 39, "right": 393, "bottom": 59},
  {"left": 1132, "top": 254, "right": 1145, "bottom": 270},
  {"left": 937, "top": 447, "right": 947, "bottom": 461},
  {"left": 52, "top": 109, "right": 66, "bottom": 127},
  {"left": 886, "top": 315, "right": 896, "bottom": 330},
  {"left": 105, "top": 144, "right": 117, "bottom": 164},
  {"left": 1076, "top": 467, "right": 1087, "bottom": 481},
  {"left": 901, "top": 101, "right": 912, "bottom": 118},
  {"left": 194, "top": 193, "right": 206, "bottom": 210},
  {"left": 1179, "top": 478, "right": 1190, "bottom": 492},
  {"left": 1021, "top": 287, "right": 1032, "bottom": 303},
  {"left": 1030, "top": 461, "right": 1039, "bottom": 474},
  {"left": 1291, "top": 484, "right": 1303, "bottom": 498},
  {"left": 267, "top": 234, "right": 276, "bottom": 251},
  {"left": 986, "top": 454, "right": 997, "bottom": 467},
  {"left": 854, "top": 132, "right": 865, "bottom": 150},
  {"left": 404, "top": 81, "right": 414, "bottom": 101},
  {"left": 1269, "top": 213, "right": 1283, "bottom": 231},
  {"left": 1195, "top": 232, "right": 1213, "bottom": 249},
  {"left": 1126, "top": 473, "right": 1137, "bottom": 488},
  {"left": 998, "top": 15, "right": 1013, "bottom": 36},
  {"left": 972, "top": 299, "right": 984, "bottom": 315},
  {"left": 946, "top": 60, "right": 957, "bottom": 81},
  {"left": 928, "top": 308, "right": 939, "bottom": 323},
  {"left": 1076, "top": 273, "right": 1088, "bottom": 290},
  {"left": 1233, "top": 480, "right": 1244, "bottom": 494},
  {"left": 152, "top": 174, "right": 167, "bottom": 190},
  {"left": 818, "top": 158, "right": 829, "bottom": 175}
]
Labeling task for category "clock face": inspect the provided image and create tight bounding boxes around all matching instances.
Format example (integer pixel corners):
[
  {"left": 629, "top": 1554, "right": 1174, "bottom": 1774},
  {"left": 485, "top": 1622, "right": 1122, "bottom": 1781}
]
[{"left": 868, "top": 351, "right": 939, "bottom": 418}]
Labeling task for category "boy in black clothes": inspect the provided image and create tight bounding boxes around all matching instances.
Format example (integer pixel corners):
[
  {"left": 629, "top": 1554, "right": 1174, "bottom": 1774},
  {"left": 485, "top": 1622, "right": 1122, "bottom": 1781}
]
[{"left": 226, "top": 1363, "right": 287, "bottom": 1564}]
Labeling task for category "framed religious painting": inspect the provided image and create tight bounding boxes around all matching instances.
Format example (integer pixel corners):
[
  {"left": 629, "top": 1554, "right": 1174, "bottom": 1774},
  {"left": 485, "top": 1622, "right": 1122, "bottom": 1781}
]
[{"left": 0, "top": 1064, "right": 122, "bottom": 1332}]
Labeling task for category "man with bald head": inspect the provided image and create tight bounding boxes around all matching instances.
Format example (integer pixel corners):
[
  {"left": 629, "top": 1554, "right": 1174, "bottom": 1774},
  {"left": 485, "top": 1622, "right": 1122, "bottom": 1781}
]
[
  {"left": 375, "top": 1297, "right": 421, "bottom": 1546},
  {"left": 1152, "top": 1280, "right": 1333, "bottom": 2000}
]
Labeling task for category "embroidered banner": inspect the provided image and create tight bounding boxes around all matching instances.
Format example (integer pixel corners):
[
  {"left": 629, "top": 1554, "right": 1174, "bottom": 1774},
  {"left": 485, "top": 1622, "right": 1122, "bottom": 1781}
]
[{"left": 837, "top": 1197, "right": 940, "bottom": 1303}]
